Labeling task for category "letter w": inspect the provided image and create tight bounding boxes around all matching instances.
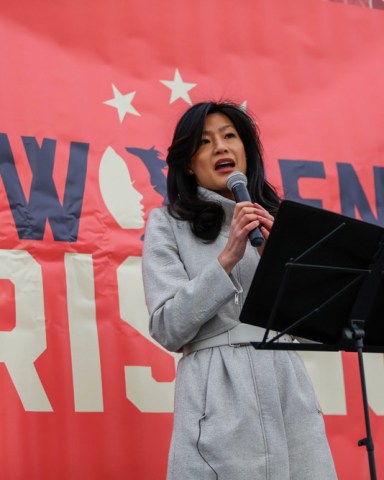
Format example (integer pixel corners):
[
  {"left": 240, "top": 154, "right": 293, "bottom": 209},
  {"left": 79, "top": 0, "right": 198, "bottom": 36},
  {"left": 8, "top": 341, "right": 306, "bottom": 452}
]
[{"left": 0, "top": 134, "right": 88, "bottom": 241}]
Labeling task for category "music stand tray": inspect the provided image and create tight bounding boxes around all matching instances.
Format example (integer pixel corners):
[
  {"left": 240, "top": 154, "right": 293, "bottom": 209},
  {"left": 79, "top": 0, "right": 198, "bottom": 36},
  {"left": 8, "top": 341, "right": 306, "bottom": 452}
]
[{"left": 240, "top": 200, "right": 384, "bottom": 352}]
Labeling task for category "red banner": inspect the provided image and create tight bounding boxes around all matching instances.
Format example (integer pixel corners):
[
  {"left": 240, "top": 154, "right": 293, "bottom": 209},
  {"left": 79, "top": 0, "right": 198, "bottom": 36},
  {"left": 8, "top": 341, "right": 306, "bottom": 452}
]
[{"left": 0, "top": 0, "right": 383, "bottom": 478}]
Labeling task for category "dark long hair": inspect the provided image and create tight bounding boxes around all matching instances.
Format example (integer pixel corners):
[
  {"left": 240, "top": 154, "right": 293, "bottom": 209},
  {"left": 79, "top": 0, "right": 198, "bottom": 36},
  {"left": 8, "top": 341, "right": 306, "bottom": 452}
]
[{"left": 166, "top": 101, "right": 280, "bottom": 241}]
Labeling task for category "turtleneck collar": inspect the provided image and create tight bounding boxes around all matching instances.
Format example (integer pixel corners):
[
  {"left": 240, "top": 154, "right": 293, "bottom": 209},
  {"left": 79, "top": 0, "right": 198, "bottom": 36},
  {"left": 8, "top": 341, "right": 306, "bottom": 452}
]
[{"left": 197, "top": 186, "right": 235, "bottom": 229}]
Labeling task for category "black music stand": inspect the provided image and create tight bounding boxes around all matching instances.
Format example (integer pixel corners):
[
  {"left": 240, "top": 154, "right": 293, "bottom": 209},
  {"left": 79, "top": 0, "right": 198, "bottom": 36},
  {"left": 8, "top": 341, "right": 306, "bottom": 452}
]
[{"left": 240, "top": 200, "right": 384, "bottom": 480}]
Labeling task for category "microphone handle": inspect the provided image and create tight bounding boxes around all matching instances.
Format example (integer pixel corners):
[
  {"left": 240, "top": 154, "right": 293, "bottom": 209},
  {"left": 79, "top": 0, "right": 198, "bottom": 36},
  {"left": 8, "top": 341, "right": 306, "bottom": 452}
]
[
  {"left": 232, "top": 183, "right": 264, "bottom": 247},
  {"left": 248, "top": 225, "right": 265, "bottom": 247}
]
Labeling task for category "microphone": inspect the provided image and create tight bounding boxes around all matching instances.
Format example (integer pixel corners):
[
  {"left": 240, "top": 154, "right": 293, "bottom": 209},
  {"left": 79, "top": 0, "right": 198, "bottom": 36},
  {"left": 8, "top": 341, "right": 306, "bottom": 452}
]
[{"left": 226, "top": 171, "right": 264, "bottom": 247}]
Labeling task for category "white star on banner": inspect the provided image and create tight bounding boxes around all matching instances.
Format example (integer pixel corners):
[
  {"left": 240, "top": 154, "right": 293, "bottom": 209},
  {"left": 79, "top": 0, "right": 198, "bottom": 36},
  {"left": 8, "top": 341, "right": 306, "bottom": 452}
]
[
  {"left": 104, "top": 84, "right": 140, "bottom": 122},
  {"left": 160, "top": 69, "right": 197, "bottom": 105},
  {"left": 240, "top": 100, "right": 247, "bottom": 111}
]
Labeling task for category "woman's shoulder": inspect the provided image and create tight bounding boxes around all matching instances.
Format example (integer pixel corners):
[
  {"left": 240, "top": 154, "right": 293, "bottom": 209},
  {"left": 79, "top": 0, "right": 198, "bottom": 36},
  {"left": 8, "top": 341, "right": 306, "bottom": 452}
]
[
  {"left": 147, "top": 205, "right": 175, "bottom": 228},
  {"left": 145, "top": 205, "right": 187, "bottom": 239},
  {"left": 144, "top": 206, "right": 193, "bottom": 257},
  {"left": 147, "top": 205, "right": 184, "bottom": 227},
  {"left": 147, "top": 205, "right": 168, "bottom": 221}
]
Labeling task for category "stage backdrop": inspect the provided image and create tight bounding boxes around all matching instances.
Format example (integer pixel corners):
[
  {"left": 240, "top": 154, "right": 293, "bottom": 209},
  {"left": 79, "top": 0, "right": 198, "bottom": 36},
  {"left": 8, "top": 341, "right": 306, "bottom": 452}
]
[{"left": 0, "top": 0, "right": 383, "bottom": 478}]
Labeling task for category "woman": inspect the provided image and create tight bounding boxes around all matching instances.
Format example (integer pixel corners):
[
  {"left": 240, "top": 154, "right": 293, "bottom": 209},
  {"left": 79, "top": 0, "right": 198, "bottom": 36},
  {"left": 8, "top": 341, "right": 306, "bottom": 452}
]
[{"left": 142, "top": 101, "right": 337, "bottom": 479}]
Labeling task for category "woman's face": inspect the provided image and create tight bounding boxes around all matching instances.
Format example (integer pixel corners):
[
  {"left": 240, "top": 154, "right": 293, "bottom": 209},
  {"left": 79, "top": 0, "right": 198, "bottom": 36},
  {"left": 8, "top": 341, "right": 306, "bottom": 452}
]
[{"left": 189, "top": 112, "right": 247, "bottom": 199}]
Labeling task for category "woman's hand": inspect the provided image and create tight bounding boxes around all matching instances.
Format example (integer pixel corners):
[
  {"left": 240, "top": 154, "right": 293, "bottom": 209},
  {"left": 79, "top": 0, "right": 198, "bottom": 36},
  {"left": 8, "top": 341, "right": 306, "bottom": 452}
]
[
  {"left": 218, "top": 202, "right": 275, "bottom": 274},
  {"left": 253, "top": 203, "right": 275, "bottom": 255}
]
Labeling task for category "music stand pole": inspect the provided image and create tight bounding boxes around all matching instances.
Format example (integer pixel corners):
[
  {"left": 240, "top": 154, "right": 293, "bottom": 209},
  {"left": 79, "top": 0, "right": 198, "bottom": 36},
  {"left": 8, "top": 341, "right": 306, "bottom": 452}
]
[{"left": 343, "top": 320, "right": 377, "bottom": 480}]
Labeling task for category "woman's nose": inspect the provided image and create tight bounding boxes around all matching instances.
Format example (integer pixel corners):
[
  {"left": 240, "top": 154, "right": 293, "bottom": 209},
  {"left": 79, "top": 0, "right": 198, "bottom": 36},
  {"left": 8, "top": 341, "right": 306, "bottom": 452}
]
[{"left": 213, "top": 139, "right": 228, "bottom": 154}]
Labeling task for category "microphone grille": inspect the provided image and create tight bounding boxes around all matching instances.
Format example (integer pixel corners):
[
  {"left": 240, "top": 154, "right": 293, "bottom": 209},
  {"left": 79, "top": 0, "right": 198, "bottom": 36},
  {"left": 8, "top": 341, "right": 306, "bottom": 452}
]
[{"left": 226, "top": 171, "right": 248, "bottom": 190}]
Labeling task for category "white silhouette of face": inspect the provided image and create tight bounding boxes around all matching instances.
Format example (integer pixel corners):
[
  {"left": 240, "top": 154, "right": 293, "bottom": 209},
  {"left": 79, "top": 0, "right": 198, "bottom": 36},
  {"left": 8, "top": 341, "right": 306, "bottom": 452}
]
[{"left": 99, "top": 146, "right": 144, "bottom": 229}]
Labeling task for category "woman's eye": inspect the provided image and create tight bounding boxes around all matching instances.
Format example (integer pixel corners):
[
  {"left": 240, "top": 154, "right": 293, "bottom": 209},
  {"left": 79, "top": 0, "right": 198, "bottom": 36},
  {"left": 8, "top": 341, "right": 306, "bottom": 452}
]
[
  {"left": 200, "top": 138, "right": 209, "bottom": 145},
  {"left": 225, "top": 132, "right": 235, "bottom": 139}
]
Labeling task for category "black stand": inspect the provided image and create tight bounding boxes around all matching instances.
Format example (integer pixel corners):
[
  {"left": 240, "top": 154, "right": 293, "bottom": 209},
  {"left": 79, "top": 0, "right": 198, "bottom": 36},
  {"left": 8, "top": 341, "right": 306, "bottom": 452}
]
[
  {"left": 240, "top": 200, "right": 384, "bottom": 480},
  {"left": 343, "top": 321, "right": 376, "bottom": 480}
]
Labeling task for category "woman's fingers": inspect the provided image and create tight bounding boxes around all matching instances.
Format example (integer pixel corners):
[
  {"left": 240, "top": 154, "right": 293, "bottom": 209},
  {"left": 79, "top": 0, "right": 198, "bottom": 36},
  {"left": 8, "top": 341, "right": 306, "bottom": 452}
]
[
  {"left": 252, "top": 203, "right": 275, "bottom": 234},
  {"left": 234, "top": 202, "right": 274, "bottom": 235},
  {"left": 219, "top": 203, "right": 275, "bottom": 273}
]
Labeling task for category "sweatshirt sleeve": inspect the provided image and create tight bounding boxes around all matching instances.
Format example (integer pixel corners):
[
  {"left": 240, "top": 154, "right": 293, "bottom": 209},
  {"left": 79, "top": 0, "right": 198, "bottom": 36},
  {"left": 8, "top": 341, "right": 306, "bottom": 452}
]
[{"left": 142, "top": 208, "right": 241, "bottom": 352}]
